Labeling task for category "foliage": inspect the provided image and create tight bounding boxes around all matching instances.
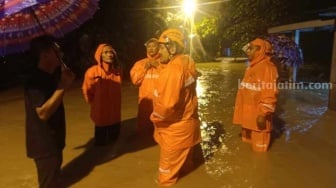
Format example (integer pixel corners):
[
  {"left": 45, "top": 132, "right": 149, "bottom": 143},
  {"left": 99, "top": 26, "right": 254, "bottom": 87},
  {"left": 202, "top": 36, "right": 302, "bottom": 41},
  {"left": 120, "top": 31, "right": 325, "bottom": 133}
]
[
  {"left": 216, "top": 0, "right": 299, "bottom": 57},
  {"left": 195, "top": 17, "right": 218, "bottom": 59},
  {"left": 71, "top": 0, "right": 336, "bottom": 74},
  {"left": 198, "top": 0, "right": 336, "bottom": 57}
]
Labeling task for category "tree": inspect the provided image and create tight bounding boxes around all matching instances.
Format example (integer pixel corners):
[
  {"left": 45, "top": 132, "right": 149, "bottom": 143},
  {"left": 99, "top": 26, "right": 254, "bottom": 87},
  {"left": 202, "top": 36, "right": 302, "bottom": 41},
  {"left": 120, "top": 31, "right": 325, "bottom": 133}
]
[{"left": 196, "top": 0, "right": 336, "bottom": 57}]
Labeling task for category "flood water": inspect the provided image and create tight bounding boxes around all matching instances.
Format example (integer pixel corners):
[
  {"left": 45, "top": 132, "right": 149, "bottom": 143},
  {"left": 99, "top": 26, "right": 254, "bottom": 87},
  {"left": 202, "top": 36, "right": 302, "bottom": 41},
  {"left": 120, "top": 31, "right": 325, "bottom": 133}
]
[
  {"left": 196, "top": 62, "right": 336, "bottom": 188},
  {"left": 0, "top": 62, "right": 335, "bottom": 188}
]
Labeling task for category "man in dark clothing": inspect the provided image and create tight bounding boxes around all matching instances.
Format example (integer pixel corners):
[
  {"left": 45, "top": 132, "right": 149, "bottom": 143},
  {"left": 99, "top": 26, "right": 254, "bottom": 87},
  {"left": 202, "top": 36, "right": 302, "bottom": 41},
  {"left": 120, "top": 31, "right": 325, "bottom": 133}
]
[{"left": 24, "top": 35, "right": 75, "bottom": 188}]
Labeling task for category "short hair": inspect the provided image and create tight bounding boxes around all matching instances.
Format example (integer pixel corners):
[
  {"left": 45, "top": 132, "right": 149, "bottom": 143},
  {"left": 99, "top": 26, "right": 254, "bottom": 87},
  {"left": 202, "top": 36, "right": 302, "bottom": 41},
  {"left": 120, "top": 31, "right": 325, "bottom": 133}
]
[
  {"left": 29, "top": 35, "right": 57, "bottom": 58},
  {"left": 144, "top": 38, "right": 158, "bottom": 47}
]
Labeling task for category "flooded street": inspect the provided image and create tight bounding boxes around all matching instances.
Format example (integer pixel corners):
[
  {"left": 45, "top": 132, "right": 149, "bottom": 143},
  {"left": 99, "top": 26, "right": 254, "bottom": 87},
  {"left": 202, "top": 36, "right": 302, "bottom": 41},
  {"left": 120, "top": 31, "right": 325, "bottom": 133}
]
[
  {"left": 196, "top": 63, "right": 336, "bottom": 188},
  {"left": 0, "top": 62, "right": 335, "bottom": 188}
]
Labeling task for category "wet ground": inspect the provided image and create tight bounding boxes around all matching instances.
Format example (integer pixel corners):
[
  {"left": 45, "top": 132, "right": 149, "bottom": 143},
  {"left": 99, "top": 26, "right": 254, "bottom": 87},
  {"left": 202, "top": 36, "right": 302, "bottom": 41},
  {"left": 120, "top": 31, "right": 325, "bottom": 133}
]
[{"left": 0, "top": 62, "right": 335, "bottom": 188}]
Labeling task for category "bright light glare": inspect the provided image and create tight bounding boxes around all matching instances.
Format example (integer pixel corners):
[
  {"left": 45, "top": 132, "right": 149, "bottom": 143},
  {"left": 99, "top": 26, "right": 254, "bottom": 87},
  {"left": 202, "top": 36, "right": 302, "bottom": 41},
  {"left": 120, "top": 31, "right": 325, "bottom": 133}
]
[
  {"left": 189, "top": 33, "right": 196, "bottom": 38},
  {"left": 183, "top": 0, "right": 196, "bottom": 17}
]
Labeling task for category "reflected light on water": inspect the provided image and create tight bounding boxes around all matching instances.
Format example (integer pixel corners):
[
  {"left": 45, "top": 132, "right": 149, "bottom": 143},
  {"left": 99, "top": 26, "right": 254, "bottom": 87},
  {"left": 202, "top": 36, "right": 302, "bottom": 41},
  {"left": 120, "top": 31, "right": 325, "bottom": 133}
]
[
  {"left": 196, "top": 78, "right": 205, "bottom": 97},
  {"left": 196, "top": 64, "right": 241, "bottom": 179},
  {"left": 199, "top": 121, "right": 237, "bottom": 179}
]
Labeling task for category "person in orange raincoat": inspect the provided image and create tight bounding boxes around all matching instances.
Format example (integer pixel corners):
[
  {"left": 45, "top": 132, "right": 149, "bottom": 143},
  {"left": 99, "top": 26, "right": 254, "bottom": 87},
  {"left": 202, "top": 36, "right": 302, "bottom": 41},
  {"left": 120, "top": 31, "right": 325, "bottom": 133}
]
[
  {"left": 150, "top": 29, "right": 201, "bottom": 186},
  {"left": 233, "top": 38, "right": 279, "bottom": 152},
  {"left": 82, "top": 43, "right": 122, "bottom": 146},
  {"left": 130, "top": 38, "right": 160, "bottom": 133}
]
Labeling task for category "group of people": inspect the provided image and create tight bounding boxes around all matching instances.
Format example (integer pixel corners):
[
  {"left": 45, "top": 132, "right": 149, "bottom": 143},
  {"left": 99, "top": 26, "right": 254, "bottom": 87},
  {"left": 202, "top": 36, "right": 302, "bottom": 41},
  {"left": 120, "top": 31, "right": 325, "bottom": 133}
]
[{"left": 23, "top": 28, "right": 278, "bottom": 187}]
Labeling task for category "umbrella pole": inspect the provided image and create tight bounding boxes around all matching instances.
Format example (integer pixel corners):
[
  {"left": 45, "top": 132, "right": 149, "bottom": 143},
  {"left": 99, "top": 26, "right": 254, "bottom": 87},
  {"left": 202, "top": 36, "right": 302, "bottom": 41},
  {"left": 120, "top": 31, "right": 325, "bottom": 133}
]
[
  {"left": 29, "top": 8, "right": 47, "bottom": 34},
  {"left": 29, "top": 8, "right": 68, "bottom": 68}
]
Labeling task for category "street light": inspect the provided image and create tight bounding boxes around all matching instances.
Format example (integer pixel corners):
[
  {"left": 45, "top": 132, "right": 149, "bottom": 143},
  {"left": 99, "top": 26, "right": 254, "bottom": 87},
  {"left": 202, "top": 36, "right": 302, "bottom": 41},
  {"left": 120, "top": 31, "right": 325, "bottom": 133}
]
[
  {"left": 183, "top": 0, "right": 196, "bottom": 18},
  {"left": 182, "top": 0, "right": 196, "bottom": 54}
]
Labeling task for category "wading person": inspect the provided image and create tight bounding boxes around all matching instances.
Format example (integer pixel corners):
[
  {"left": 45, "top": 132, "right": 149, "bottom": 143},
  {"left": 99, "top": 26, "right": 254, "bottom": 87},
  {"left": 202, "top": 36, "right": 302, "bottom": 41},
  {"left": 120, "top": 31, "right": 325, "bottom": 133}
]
[
  {"left": 233, "top": 38, "right": 278, "bottom": 152},
  {"left": 150, "top": 28, "right": 201, "bottom": 186},
  {"left": 82, "top": 43, "right": 122, "bottom": 146},
  {"left": 130, "top": 38, "right": 160, "bottom": 134},
  {"left": 24, "top": 35, "right": 75, "bottom": 188}
]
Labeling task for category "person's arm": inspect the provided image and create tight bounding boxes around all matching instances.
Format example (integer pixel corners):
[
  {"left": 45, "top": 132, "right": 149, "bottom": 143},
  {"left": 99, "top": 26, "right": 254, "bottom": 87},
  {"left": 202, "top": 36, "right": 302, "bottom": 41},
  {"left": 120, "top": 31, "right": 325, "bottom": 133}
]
[
  {"left": 37, "top": 67, "right": 75, "bottom": 121},
  {"left": 130, "top": 60, "right": 148, "bottom": 86},
  {"left": 257, "top": 64, "right": 278, "bottom": 129},
  {"left": 36, "top": 89, "right": 65, "bottom": 121},
  {"left": 82, "top": 69, "right": 94, "bottom": 103},
  {"left": 258, "top": 64, "right": 278, "bottom": 116},
  {"left": 151, "top": 64, "right": 184, "bottom": 122}
]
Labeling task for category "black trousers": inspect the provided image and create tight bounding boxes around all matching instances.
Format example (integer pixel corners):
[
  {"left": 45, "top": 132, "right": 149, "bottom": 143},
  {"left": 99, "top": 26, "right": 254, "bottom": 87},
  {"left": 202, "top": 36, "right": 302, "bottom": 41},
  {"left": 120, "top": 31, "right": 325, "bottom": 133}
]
[
  {"left": 94, "top": 123, "right": 121, "bottom": 146},
  {"left": 34, "top": 152, "right": 63, "bottom": 188}
]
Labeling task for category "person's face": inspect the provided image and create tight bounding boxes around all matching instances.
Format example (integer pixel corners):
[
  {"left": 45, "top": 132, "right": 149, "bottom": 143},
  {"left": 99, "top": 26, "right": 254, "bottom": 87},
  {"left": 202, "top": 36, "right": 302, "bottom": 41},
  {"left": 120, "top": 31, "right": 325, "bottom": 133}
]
[
  {"left": 146, "top": 42, "right": 159, "bottom": 57},
  {"left": 159, "top": 44, "right": 170, "bottom": 64},
  {"left": 101, "top": 46, "right": 115, "bottom": 64},
  {"left": 44, "top": 42, "right": 63, "bottom": 68},
  {"left": 246, "top": 44, "right": 260, "bottom": 60}
]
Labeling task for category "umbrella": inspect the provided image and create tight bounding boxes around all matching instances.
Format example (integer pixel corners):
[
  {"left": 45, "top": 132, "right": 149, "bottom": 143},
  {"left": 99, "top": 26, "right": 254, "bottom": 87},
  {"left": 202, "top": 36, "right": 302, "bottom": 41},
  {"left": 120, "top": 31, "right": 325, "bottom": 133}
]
[
  {"left": 263, "top": 34, "right": 304, "bottom": 67},
  {"left": 0, "top": 0, "right": 99, "bottom": 56},
  {"left": 0, "top": 0, "right": 49, "bottom": 18}
]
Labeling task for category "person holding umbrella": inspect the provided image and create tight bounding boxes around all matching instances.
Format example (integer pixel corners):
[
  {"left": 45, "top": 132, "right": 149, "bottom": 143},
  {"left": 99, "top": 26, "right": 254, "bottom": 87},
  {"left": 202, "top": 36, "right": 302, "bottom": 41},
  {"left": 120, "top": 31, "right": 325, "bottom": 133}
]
[
  {"left": 82, "top": 43, "right": 122, "bottom": 146},
  {"left": 233, "top": 38, "right": 279, "bottom": 152},
  {"left": 130, "top": 38, "right": 160, "bottom": 134},
  {"left": 150, "top": 28, "right": 201, "bottom": 186},
  {"left": 24, "top": 35, "right": 75, "bottom": 188}
]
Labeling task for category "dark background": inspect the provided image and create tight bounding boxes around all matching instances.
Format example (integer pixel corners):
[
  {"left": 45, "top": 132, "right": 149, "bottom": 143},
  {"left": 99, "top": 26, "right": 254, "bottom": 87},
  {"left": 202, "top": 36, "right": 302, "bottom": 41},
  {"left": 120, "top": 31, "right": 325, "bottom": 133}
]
[{"left": 0, "top": 0, "right": 335, "bottom": 88}]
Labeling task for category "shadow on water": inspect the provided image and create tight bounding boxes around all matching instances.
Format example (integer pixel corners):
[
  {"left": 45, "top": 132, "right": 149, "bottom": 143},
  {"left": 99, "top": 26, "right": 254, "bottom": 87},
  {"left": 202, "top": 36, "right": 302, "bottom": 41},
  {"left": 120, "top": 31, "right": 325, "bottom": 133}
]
[
  {"left": 200, "top": 121, "right": 226, "bottom": 161},
  {"left": 179, "top": 122, "right": 224, "bottom": 180},
  {"left": 60, "top": 118, "right": 157, "bottom": 187},
  {"left": 179, "top": 143, "right": 205, "bottom": 179},
  {"left": 199, "top": 121, "right": 239, "bottom": 180}
]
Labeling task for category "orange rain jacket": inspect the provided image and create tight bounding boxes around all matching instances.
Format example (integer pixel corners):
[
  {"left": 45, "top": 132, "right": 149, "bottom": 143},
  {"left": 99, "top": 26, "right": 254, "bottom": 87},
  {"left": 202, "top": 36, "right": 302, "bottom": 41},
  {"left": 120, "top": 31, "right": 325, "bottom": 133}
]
[
  {"left": 130, "top": 53, "right": 160, "bottom": 127},
  {"left": 150, "top": 54, "right": 201, "bottom": 150},
  {"left": 82, "top": 44, "right": 122, "bottom": 126},
  {"left": 233, "top": 39, "right": 278, "bottom": 132}
]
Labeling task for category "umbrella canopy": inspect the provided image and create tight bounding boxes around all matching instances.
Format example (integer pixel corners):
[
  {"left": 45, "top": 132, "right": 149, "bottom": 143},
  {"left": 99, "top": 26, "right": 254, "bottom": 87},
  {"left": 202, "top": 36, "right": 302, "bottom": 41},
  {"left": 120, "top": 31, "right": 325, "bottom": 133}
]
[
  {"left": 263, "top": 34, "right": 304, "bottom": 67},
  {"left": 0, "top": 0, "right": 49, "bottom": 18},
  {"left": 0, "top": 0, "right": 99, "bottom": 56}
]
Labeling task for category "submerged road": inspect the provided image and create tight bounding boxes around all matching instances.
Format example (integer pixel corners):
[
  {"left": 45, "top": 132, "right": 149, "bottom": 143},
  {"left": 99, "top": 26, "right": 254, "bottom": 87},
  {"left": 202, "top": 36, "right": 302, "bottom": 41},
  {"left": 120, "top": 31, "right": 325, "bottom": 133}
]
[{"left": 0, "top": 62, "right": 335, "bottom": 188}]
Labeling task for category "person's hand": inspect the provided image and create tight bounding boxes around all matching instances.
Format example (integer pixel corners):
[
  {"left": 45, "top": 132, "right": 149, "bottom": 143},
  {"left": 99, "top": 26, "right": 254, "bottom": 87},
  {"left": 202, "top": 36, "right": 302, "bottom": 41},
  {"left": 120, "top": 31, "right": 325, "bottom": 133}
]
[
  {"left": 58, "top": 64, "right": 75, "bottom": 90},
  {"left": 150, "top": 60, "right": 159, "bottom": 68},
  {"left": 144, "top": 61, "right": 152, "bottom": 70},
  {"left": 256, "top": 115, "right": 266, "bottom": 130},
  {"left": 145, "top": 60, "right": 159, "bottom": 70}
]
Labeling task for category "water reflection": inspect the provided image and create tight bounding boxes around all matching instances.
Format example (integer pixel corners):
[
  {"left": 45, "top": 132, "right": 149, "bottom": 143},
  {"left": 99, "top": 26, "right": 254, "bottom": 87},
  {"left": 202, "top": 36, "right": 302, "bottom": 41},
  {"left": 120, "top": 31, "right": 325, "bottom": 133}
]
[
  {"left": 196, "top": 62, "right": 329, "bottom": 182},
  {"left": 196, "top": 63, "right": 244, "bottom": 179}
]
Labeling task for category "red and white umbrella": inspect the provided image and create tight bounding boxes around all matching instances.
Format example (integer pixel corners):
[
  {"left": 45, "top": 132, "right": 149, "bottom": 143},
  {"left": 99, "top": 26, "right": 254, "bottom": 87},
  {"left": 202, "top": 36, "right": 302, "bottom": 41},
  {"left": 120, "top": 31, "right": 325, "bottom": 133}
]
[{"left": 0, "top": 0, "right": 99, "bottom": 56}]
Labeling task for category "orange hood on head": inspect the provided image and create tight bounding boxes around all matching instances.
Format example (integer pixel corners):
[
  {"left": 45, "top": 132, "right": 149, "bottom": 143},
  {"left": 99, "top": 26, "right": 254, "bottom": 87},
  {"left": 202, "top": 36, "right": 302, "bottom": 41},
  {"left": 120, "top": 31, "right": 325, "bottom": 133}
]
[
  {"left": 250, "top": 38, "right": 272, "bottom": 65},
  {"left": 94, "top": 43, "right": 117, "bottom": 65}
]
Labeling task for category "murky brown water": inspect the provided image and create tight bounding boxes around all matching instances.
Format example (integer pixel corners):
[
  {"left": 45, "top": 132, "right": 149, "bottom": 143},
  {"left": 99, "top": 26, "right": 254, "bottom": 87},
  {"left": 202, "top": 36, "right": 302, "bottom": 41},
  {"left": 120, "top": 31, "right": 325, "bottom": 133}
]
[
  {"left": 196, "top": 62, "right": 336, "bottom": 188},
  {"left": 0, "top": 62, "right": 335, "bottom": 188}
]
